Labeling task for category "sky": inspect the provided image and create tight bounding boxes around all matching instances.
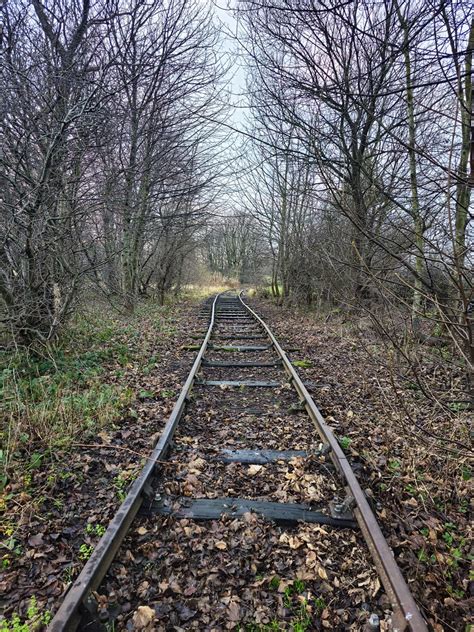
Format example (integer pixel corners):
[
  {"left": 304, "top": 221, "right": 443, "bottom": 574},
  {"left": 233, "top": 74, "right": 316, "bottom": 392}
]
[{"left": 211, "top": 0, "right": 250, "bottom": 129}]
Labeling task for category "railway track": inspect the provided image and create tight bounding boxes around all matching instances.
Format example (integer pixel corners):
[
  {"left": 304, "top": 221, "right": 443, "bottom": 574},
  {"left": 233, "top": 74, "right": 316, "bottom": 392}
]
[{"left": 49, "top": 292, "right": 428, "bottom": 631}]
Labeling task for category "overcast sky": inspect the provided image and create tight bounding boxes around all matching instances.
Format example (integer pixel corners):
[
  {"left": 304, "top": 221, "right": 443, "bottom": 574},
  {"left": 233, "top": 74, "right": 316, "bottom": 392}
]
[{"left": 212, "top": 0, "right": 250, "bottom": 129}]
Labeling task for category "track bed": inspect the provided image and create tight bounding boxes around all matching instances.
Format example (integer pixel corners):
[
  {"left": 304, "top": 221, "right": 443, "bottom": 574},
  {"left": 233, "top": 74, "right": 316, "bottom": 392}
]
[{"left": 48, "top": 293, "right": 427, "bottom": 631}]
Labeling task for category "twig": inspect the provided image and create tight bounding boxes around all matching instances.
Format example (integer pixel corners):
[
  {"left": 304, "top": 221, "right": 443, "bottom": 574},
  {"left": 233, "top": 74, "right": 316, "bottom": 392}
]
[{"left": 71, "top": 442, "right": 174, "bottom": 465}]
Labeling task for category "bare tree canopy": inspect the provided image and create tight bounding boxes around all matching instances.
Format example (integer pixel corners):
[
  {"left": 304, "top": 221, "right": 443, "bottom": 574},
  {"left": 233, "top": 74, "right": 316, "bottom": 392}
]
[
  {"left": 1, "top": 0, "right": 228, "bottom": 341},
  {"left": 225, "top": 0, "right": 473, "bottom": 401},
  {"left": 0, "top": 0, "right": 472, "bottom": 396}
]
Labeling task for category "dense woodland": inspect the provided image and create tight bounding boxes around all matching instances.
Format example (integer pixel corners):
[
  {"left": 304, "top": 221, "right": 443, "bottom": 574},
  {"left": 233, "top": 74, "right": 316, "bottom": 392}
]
[
  {"left": 0, "top": 1, "right": 472, "bottom": 628},
  {"left": 1, "top": 2, "right": 472, "bottom": 392}
]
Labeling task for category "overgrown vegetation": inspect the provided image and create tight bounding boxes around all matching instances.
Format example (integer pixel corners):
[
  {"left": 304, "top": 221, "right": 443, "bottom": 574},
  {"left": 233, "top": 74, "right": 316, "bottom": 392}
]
[
  {"left": 238, "top": 578, "right": 326, "bottom": 631},
  {"left": 257, "top": 300, "right": 472, "bottom": 629},
  {"left": 0, "top": 299, "right": 181, "bottom": 493},
  {"left": 0, "top": 597, "right": 52, "bottom": 632},
  {"left": 1, "top": 291, "right": 209, "bottom": 623}
]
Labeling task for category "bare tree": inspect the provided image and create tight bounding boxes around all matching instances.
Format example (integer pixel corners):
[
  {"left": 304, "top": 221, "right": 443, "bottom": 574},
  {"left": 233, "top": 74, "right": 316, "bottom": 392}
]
[
  {"left": 1, "top": 0, "right": 227, "bottom": 343},
  {"left": 0, "top": 0, "right": 114, "bottom": 343},
  {"left": 95, "top": 0, "right": 225, "bottom": 311},
  {"left": 236, "top": 0, "right": 473, "bottom": 401}
]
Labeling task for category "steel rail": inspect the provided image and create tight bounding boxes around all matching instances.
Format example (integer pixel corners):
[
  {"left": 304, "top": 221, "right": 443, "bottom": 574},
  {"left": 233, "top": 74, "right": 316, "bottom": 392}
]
[
  {"left": 239, "top": 292, "right": 428, "bottom": 632},
  {"left": 48, "top": 294, "right": 221, "bottom": 632}
]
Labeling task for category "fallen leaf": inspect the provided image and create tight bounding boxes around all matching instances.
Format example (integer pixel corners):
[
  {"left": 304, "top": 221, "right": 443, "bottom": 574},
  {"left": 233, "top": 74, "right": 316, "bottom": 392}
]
[
  {"left": 188, "top": 457, "right": 206, "bottom": 471},
  {"left": 288, "top": 536, "right": 303, "bottom": 549},
  {"left": 318, "top": 567, "right": 328, "bottom": 579},
  {"left": 371, "top": 577, "right": 381, "bottom": 596},
  {"left": 175, "top": 602, "right": 196, "bottom": 622},
  {"left": 227, "top": 601, "right": 240, "bottom": 621},
  {"left": 28, "top": 533, "right": 44, "bottom": 547},
  {"left": 184, "top": 584, "right": 197, "bottom": 596},
  {"left": 132, "top": 605, "right": 155, "bottom": 629}
]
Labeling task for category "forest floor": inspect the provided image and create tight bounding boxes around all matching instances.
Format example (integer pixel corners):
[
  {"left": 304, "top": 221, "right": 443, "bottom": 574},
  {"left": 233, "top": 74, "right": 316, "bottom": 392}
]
[
  {"left": 0, "top": 290, "right": 471, "bottom": 631},
  {"left": 248, "top": 297, "right": 472, "bottom": 632},
  {"left": 0, "top": 289, "right": 216, "bottom": 627}
]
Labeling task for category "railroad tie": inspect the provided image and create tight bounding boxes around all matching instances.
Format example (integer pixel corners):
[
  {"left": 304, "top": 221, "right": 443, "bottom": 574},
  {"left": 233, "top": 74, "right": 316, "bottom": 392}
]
[
  {"left": 147, "top": 496, "right": 357, "bottom": 529},
  {"left": 217, "top": 449, "right": 337, "bottom": 470},
  {"left": 202, "top": 360, "right": 282, "bottom": 367},
  {"left": 218, "top": 448, "right": 308, "bottom": 463},
  {"left": 197, "top": 380, "right": 282, "bottom": 388},
  {"left": 209, "top": 344, "right": 270, "bottom": 351},
  {"left": 211, "top": 334, "right": 268, "bottom": 340},
  {"left": 190, "top": 334, "right": 266, "bottom": 341}
]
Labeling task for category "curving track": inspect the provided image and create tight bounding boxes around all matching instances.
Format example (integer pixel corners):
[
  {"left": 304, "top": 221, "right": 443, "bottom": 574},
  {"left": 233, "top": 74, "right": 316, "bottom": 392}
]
[{"left": 49, "top": 292, "right": 428, "bottom": 631}]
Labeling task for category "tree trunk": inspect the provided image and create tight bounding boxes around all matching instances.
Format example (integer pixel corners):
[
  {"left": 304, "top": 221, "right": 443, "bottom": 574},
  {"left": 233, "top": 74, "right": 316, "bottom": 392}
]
[{"left": 397, "top": 4, "right": 425, "bottom": 327}]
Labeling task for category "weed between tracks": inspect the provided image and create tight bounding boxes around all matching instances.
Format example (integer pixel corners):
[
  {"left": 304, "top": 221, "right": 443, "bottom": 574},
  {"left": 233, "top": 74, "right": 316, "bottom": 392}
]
[
  {"left": 238, "top": 578, "right": 317, "bottom": 632},
  {"left": 0, "top": 596, "right": 52, "bottom": 631}
]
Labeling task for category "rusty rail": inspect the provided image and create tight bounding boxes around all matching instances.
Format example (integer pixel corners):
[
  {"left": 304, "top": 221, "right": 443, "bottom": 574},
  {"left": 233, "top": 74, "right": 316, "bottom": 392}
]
[
  {"left": 48, "top": 291, "right": 428, "bottom": 631},
  {"left": 48, "top": 294, "right": 220, "bottom": 631},
  {"left": 239, "top": 292, "right": 428, "bottom": 632}
]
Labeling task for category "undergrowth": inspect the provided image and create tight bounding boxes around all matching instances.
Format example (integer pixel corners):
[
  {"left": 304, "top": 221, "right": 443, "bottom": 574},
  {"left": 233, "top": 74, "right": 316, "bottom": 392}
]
[
  {"left": 182, "top": 284, "right": 232, "bottom": 301},
  {"left": 255, "top": 296, "right": 472, "bottom": 627},
  {"left": 240, "top": 578, "right": 320, "bottom": 631},
  {"left": 0, "top": 596, "right": 52, "bottom": 631},
  {"left": 0, "top": 299, "right": 179, "bottom": 491}
]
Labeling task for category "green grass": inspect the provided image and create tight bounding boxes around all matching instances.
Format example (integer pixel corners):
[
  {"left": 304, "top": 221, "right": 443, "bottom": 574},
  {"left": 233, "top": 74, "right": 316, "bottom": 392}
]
[
  {"left": 85, "top": 523, "right": 106, "bottom": 537},
  {"left": 292, "top": 359, "right": 313, "bottom": 368},
  {"left": 1, "top": 297, "right": 184, "bottom": 580},
  {"left": 388, "top": 458, "right": 402, "bottom": 472},
  {"left": 0, "top": 299, "right": 179, "bottom": 489},
  {"left": 78, "top": 543, "right": 94, "bottom": 561},
  {"left": 238, "top": 577, "right": 317, "bottom": 631},
  {"left": 338, "top": 436, "right": 351, "bottom": 450},
  {"left": 269, "top": 575, "right": 281, "bottom": 590},
  {"left": 0, "top": 596, "right": 52, "bottom": 631}
]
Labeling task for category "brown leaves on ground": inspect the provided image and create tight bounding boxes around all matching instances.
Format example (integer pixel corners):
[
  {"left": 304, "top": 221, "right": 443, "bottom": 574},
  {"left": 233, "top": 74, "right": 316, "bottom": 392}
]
[
  {"left": 100, "top": 512, "right": 382, "bottom": 630},
  {"left": 92, "top": 302, "right": 386, "bottom": 630},
  {"left": 132, "top": 605, "right": 155, "bottom": 629},
  {"left": 248, "top": 297, "right": 472, "bottom": 632},
  {"left": 1, "top": 298, "right": 205, "bottom": 624}
]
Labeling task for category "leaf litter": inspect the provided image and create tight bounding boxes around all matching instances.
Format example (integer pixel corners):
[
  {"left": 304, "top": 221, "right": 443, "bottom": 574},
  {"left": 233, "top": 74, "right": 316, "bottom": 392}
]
[
  {"left": 245, "top": 297, "right": 472, "bottom": 632},
  {"left": 1, "top": 298, "right": 206, "bottom": 625},
  {"left": 5, "top": 295, "right": 463, "bottom": 630},
  {"left": 95, "top": 307, "right": 389, "bottom": 630}
]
